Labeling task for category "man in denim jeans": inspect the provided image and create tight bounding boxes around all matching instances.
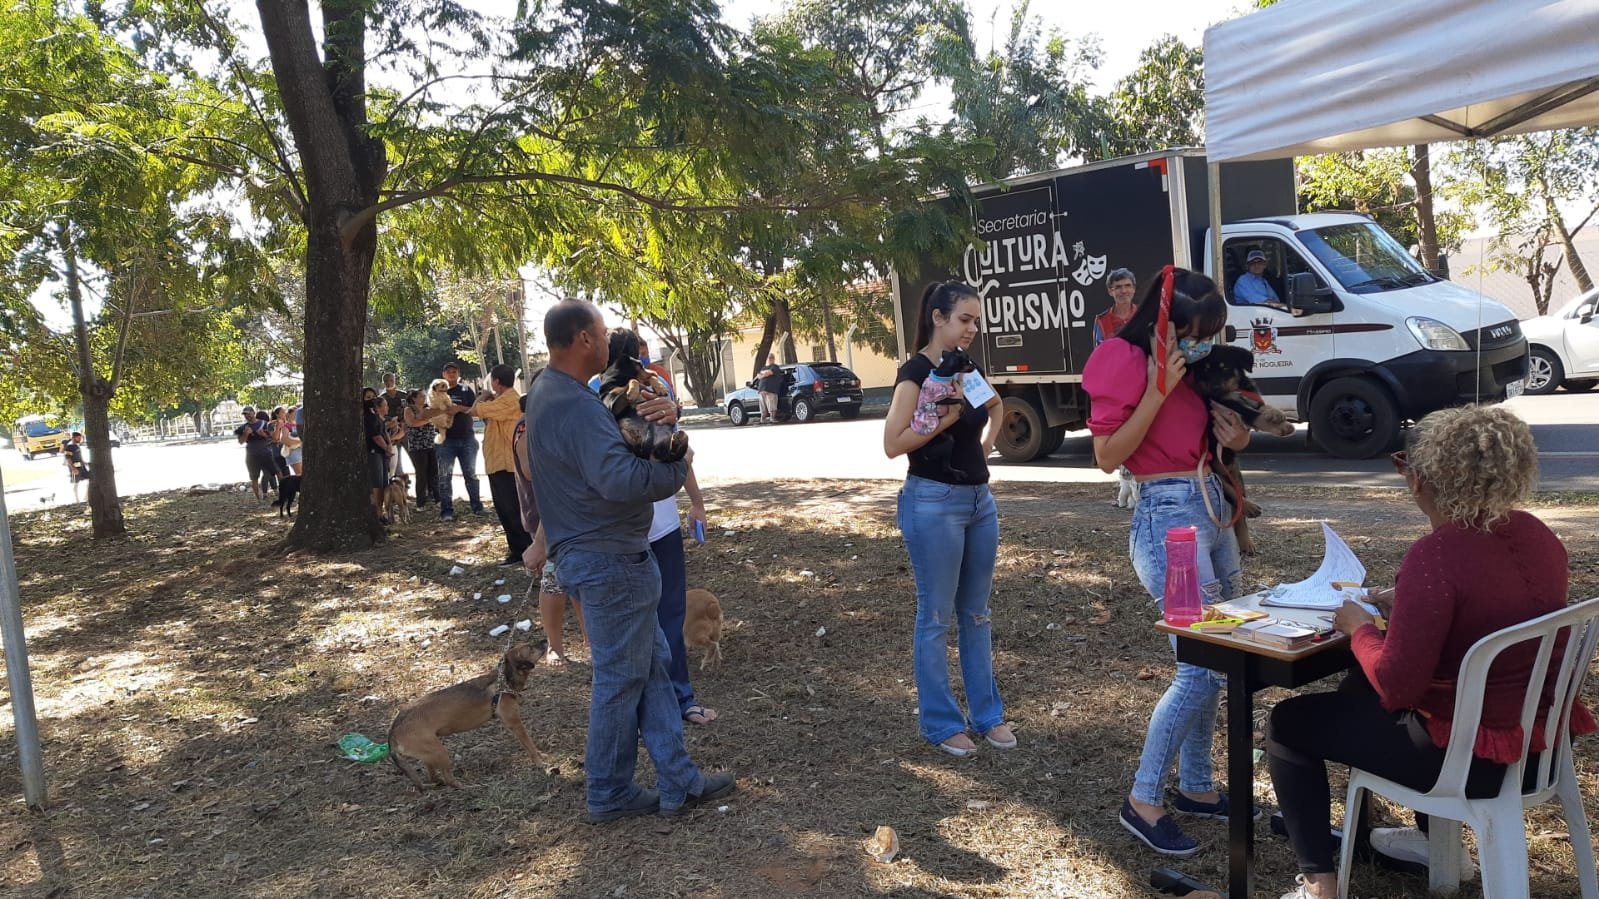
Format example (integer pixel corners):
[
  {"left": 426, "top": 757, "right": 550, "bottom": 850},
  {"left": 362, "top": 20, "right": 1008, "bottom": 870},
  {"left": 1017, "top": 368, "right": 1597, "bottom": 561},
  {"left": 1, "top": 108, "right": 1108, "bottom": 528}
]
[
  {"left": 433, "top": 361, "right": 484, "bottom": 521},
  {"left": 525, "top": 300, "right": 736, "bottom": 823}
]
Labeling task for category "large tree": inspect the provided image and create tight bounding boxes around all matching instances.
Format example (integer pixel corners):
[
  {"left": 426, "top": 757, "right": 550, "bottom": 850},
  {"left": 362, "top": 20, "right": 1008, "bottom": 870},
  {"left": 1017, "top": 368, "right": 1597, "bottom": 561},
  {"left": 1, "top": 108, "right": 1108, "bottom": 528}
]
[{"left": 0, "top": 2, "right": 272, "bottom": 537}]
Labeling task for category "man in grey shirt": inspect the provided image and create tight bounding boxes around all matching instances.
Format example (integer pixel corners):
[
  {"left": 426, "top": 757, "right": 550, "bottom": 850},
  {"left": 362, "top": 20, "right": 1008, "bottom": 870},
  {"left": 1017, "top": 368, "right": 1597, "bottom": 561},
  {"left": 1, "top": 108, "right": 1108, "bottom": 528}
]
[{"left": 525, "top": 300, "right": 736, "bottom": 823}]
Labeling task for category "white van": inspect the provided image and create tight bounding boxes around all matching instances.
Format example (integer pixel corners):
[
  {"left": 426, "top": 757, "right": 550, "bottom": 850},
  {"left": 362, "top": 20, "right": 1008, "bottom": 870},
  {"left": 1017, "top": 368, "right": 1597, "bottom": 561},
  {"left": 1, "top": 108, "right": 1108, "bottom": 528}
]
[{"left": 1211, "top": 213, "right": 1528, "bottom": 458}]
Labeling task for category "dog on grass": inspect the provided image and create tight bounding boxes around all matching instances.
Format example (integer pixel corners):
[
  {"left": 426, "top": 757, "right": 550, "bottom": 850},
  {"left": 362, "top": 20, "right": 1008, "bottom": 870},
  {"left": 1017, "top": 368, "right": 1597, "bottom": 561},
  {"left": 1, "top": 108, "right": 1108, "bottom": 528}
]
[
  {"left": 388, "top": 643, "right": 542, "bottom": 791},
  {"left": 683, "top": 589, "right": 723, "bottom": 670},
  {"left": 271, "top": 474, "right": 302, "bottom": 517},
  {"left": 1114, "top": 466, "right": 1139, "bottom": 509},
  {"left": 597, "top": 354, "right": 688, "bottom": 463},
  {"left": 383, "top": 473, "right": 411, "bottom": 524},
  {"left": 1187, "top": 344, "right": 1296, "bottom": 555}
]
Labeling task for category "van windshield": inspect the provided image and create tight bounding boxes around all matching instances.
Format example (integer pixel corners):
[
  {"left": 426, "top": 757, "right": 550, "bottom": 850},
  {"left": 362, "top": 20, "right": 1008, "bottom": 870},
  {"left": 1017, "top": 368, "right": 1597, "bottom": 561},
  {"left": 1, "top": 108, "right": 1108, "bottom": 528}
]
[
  {"left": 22, "top": 421, "right": 62, "bottom": 437},
  {"left": 1299, "top": 222, "right": 1435, "bottom": 294}
]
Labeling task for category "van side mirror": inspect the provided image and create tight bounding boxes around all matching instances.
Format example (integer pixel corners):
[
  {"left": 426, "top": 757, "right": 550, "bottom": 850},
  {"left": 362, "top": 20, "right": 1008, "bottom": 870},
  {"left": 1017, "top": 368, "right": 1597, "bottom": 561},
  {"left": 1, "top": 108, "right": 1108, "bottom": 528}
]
[
  {"left": 1287, "top": 272, "right": 1339, "bottom": 315},
  {"left": 1223, "top": 325, "right": 1239, "bottom": 343}
]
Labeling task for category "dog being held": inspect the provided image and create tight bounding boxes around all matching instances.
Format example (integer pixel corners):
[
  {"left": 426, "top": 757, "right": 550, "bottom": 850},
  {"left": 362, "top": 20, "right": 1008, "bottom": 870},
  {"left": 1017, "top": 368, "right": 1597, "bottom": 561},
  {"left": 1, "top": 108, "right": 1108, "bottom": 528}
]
[
  {"left": 271, "top": 474, "right": 302, "bottom": 517},
  {"left": 1186, "top": 344, "right": 1296, "bottom": 555},
  {"left": 910, "top": 348, "right": 977, "bottom": 482},
  {"left": 384, "top": 473, "right": 411, "bottom": 524},
  {"left": 683, "top": 588, "right": 723, "bottom": 670},
  {"left": 388, "top": 642, "right": 542, "bottom": 791},
  {"left": 425, "top": 379, "right": 455, "bottom": 442},
  {"left": 597, "top": 338, "right": 688, "bottom": 463}
]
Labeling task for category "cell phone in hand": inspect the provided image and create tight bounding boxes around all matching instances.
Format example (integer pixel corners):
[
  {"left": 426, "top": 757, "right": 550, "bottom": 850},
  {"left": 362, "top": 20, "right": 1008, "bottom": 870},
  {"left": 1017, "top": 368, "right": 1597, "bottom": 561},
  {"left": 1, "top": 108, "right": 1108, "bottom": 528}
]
[{"left": 692, "top": 519, "right": 706, "bottom": 545}]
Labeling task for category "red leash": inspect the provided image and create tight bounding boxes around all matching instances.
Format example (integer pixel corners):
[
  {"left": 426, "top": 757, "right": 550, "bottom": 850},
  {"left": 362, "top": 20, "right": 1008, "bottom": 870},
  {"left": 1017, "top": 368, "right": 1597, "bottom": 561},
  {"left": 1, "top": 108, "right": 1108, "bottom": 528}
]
[{"left": 1154, "top": 265, "right": 1175, "bottom": 395}]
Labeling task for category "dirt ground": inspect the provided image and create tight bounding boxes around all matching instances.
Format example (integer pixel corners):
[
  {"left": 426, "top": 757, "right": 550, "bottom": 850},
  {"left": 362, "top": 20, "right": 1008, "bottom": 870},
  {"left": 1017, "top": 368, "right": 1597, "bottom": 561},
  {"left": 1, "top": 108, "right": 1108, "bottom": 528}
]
[{"left": 2, "top": 479, "right": 1597, "bottom": 898}]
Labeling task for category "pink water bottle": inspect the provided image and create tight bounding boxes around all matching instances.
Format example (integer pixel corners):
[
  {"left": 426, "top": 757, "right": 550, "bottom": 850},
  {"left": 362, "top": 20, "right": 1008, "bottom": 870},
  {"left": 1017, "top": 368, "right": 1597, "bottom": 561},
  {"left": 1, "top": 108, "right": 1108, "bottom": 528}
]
[{"left": 1163, "top": 526, "right": 1203, "bottom": 626}]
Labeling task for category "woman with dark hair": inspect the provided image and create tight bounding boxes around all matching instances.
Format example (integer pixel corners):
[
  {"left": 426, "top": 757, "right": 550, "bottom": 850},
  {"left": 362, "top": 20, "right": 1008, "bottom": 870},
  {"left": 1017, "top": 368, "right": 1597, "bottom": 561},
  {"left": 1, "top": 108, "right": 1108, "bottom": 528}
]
[
  {"left": 883, "top": 280, "right": 1007, "bottom": 757},
  {"left": 364, "top": 396, "right": 393, "bottom": 522},
  {"left": 1084, "top": 267, "right": 1252, "bottom": 856},
  {"left": 402, "top": 389, "right": 441, "bottom": 509}
]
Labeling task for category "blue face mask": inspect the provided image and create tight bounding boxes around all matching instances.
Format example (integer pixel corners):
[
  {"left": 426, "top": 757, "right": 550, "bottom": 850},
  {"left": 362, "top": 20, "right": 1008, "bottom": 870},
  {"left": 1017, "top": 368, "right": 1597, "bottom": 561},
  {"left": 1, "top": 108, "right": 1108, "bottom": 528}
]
[
  {"left": 1178, "top": 337, "right": 1215, "bottom": 364},
  {"left": 639, "top": 353, "right": 651, "bottom": 366}
]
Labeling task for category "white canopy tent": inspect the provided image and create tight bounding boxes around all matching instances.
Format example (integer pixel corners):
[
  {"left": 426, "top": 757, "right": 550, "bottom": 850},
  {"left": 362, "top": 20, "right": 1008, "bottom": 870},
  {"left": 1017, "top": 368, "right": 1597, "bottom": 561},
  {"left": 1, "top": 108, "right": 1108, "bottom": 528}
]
[{"left": 1204, "top": 0, "right": 1599, "bottom": 163}]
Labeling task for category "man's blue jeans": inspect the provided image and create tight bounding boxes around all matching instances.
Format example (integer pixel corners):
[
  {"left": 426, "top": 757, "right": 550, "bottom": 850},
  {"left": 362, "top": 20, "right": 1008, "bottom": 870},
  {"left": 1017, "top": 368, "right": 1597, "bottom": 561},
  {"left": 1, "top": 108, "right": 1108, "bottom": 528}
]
[
  {"left": 556, "top": 547, "right": 706, "bottom": 814},
  {"left": 434, "top": 436, "right": 482, "bottom": 516},
  {"left": 1127, "top": 475, "right": 1242, "bottom": 806},
  {"left": 896, "top": 475, "right": 1004, "bottom": 745}
]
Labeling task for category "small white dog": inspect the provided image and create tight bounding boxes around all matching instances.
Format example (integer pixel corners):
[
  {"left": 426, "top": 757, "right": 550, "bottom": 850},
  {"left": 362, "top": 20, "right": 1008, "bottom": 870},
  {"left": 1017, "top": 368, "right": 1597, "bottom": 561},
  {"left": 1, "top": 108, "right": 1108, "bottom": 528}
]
[{"left": 1115, "top": 466, "right": 1140, "bottom": 509}]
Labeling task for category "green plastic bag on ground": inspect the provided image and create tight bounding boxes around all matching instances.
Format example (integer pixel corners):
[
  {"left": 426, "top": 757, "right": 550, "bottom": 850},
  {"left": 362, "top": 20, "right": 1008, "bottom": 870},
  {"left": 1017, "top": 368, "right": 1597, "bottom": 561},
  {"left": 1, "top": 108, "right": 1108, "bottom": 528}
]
[{"left": 339, "top": 733, "right": 390, "bottom": 763}]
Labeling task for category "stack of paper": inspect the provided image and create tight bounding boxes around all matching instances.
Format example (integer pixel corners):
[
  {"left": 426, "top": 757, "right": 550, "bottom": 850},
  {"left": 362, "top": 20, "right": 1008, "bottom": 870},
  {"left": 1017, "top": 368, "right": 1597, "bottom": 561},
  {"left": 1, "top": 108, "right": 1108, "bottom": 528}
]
[{"left": 1259, "top": 522, "right": 1367, "bottom": 611}]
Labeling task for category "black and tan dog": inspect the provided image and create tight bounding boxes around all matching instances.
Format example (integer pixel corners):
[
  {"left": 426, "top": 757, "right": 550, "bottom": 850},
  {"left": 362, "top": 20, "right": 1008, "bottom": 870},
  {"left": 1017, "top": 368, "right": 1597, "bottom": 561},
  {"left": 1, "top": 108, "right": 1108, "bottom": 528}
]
[
  {"left": 1187, "top": 344, "right": 1296, "bottom": 555},
  {"left": 388, "top": 643, "right": 542, "bottom": 791},
  {"left": 598, "top": 354, "right": 688, "bottom": 462},
  {"left": 271, "top": 474, "right": 302, "bottom": 517}
]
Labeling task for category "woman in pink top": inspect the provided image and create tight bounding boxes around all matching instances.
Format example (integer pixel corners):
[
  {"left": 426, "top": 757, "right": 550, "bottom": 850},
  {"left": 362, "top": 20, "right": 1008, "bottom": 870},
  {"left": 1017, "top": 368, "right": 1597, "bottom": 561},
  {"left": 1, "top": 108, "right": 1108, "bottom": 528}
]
[
  {"left": 1083, "top": 267, "right": 1252, "bottom": 857},
  {"left": 1268, "top": 405, "right": 1595, "bottom": 899}
]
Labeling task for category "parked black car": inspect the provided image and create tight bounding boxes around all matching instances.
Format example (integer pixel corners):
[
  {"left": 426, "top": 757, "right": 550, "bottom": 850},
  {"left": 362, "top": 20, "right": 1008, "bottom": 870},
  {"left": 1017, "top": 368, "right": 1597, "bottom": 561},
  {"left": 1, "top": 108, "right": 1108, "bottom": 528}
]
[{"left": 722, "top": 362, "right": 865, "bottom": 425}]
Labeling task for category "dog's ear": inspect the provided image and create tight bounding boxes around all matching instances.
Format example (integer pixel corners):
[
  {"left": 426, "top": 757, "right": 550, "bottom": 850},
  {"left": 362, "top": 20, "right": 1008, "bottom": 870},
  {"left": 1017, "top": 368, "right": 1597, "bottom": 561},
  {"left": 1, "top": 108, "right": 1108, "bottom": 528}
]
[{"left": 1217, "top": 344, "right": 1255, "bottom": 373}]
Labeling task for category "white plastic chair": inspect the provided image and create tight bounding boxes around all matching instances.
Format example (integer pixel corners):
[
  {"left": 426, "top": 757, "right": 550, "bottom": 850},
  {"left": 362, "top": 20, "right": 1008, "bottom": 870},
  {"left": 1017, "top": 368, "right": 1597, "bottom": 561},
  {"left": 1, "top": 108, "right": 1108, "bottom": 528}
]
[{"left": 1337, "top": 596, "right": 1599, "bottom": 899}]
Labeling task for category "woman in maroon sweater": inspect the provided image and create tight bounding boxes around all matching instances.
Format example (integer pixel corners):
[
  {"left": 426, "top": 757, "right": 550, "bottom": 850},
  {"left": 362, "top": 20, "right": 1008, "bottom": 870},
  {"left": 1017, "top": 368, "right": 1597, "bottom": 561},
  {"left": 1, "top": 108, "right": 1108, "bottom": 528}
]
[{"left": 1267, "top": 405, "right": 1595, "bottom": 899}]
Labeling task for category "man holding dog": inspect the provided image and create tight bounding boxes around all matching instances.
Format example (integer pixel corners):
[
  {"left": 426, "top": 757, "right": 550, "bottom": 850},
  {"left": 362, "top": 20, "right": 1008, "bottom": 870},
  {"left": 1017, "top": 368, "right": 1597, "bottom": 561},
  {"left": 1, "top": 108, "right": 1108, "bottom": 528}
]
[
  {"left": 525, "top": 299, "right": 736, "bottom": 823},
  {"left": 474, "top": 363, "right": 533, "bottom": 567},
  {"left": 434, "top": 361, "right": 484, "bottom": 522}
]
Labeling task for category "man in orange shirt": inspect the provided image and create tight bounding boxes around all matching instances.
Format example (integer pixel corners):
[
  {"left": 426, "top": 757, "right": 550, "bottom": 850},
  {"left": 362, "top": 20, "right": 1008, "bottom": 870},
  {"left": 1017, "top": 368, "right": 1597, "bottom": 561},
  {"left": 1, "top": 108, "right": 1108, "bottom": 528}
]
[
  {"left": 473, "top": 363, "right": 533, "bottom": 566},
  {"left": 1093, "top": 268, "right": 1138, "bottom": 345}
]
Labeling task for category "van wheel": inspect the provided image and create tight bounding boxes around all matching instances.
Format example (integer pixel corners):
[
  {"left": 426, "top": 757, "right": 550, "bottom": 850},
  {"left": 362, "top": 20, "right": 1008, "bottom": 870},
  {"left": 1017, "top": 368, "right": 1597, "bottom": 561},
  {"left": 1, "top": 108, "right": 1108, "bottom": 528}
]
[
  {"left": 1309, "top": 376, "right": 1400, "bottom": 459},
  {"left": 996, "top": 396, "right": 1047, "bottom": 462},
  {"left": 1525, "top": 347, "right": 1563, "bottom": 395},
  {"left": 1038, "top": 425, "right": 1067, "bottom": 457}
]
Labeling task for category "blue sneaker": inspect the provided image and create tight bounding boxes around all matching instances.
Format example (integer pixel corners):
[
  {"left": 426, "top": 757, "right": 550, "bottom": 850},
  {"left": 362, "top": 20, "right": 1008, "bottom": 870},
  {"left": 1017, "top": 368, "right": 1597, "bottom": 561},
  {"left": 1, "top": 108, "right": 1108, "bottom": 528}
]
[
  {"left": 1120, "top": 800, "right": 1201, "bottom": 857},
  {"left": 1173, "top": 791, "right": 1264, "bottom": 821}
]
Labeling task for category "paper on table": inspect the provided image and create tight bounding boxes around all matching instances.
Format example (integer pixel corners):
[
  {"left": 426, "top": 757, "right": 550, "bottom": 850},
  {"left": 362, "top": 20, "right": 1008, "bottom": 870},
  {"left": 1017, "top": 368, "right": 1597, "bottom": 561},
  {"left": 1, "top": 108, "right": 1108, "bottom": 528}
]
[
  {"left": 959, "top": 370, "right": 997, "bottom": 408},
  {"left": 1259, "top": 522, "right": 1366, "bottom": 610}
]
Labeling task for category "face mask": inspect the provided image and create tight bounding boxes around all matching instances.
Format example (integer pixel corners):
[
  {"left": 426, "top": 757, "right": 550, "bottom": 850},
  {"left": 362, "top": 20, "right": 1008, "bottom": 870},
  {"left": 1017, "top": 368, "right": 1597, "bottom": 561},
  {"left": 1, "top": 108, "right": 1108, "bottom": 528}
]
[
  {"left": 1178, "top": 337, "right": 1215, "bottom": 364},
  {"left": 639, "top": 353, "right": 651, "bottom": 366}
]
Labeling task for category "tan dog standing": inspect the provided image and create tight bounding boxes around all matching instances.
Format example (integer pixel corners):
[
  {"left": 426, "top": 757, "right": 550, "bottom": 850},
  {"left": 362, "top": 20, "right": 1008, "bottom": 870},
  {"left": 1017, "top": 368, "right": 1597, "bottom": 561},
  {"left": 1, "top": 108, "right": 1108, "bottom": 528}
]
[
  {"left": 384, "top": 473, "right": 411, "bottom": 523},
  {"left": 683, "top": 589, "right": 723, "bottom": 670},
  {"left": 388, "top": 643, "right": 541, "bottom": 791}
]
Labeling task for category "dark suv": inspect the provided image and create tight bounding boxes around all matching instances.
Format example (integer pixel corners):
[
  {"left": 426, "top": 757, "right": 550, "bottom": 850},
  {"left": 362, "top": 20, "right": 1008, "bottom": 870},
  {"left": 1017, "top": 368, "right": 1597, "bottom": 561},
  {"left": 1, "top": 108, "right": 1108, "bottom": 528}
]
[{"left": 722, "top": 362, "right": 866, "bottom": 425}]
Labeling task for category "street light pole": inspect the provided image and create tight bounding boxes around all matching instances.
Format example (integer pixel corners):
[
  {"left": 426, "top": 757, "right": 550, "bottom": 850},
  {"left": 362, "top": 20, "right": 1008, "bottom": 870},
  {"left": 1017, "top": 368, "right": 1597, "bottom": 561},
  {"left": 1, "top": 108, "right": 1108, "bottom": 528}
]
[{"left": 0, "top": 466, "right": 47, "bottom": 810}]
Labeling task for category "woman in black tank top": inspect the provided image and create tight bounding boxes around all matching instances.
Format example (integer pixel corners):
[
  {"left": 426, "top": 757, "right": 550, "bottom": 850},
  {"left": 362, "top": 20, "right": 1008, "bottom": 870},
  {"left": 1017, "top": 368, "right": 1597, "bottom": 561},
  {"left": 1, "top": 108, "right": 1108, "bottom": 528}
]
[{"left": 883, "top": 281, "right": 1009, "bottom": 758}]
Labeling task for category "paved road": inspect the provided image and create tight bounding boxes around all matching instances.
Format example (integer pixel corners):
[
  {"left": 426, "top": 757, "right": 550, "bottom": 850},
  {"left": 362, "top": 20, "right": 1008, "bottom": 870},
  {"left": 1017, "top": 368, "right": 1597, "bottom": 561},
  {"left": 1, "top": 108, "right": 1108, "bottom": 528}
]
[{"left": 4, "top": 393, "right": 1596, "bottom": 513}]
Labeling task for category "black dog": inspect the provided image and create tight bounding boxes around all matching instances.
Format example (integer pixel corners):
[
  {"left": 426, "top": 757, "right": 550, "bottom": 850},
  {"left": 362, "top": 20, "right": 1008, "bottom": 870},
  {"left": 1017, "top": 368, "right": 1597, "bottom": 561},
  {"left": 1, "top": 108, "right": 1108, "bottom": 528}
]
[
  {"left": 916, "top": 348, "right": 977, "bottom": 482},
  {"left": 597, "top": 355, "right": 688, "bottom": 463},
  {"left": 1186, "top": 345, "right": 1295, "bottom": 555},
  {"left": 271, "top": 475, "right": 302, "bottom": 517}
]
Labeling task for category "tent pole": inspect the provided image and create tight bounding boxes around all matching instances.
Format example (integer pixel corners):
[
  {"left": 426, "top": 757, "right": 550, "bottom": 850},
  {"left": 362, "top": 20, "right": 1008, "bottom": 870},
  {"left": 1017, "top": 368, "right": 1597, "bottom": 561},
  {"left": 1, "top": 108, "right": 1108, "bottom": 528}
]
[
  {"left": 1208, "top": 161, "right": 1225, "bottom": 287},
  {"left": 0, "top": 467, "right": 47, "bottom": 810}
]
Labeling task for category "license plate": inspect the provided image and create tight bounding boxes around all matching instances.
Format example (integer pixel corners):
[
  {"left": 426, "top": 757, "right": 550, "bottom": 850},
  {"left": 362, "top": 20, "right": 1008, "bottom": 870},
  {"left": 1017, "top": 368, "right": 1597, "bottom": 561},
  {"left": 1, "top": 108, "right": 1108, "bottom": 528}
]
[
  {"left": 836, "top": 396, "right": 852, "bottom": 402},
  {"left": 1506, "top": 378, "right": 1526, "bottom": 399}
]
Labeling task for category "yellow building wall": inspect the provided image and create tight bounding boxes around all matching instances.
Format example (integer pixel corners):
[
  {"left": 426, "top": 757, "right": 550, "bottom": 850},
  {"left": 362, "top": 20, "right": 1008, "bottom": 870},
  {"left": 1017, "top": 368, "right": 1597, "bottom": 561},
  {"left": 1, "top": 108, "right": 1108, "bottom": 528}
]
[{"left": 722, "top": 326, "right": 899, "bottom": 388}]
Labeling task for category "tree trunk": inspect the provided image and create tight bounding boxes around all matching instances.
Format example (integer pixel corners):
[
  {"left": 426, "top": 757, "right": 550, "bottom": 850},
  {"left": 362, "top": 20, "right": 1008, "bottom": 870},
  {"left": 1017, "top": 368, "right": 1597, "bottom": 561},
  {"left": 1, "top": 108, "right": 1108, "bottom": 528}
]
[
  {"left": 772, "top": 295, "right": 797, "bottom": 363},
  {"left": 1544, "top": 189, "right": 1595, "bottom": 293},
  {"left": 259, "top": 0, "right": 388, "bottom": 552},
  {"left": 62, "top": 237, "right": 125, "bottom": 537},
  {"left": 651, "top": 322, "right": 722, "bottom": 406},
  {"left": 191, "top": 410, "right": 204, "bottom": 436},
  {"left": 1411, "top": 144, "right": 1442, "bottom": 272},
  {"left": 821, "top": 293, "right": 838, "bottom": 361},
  {"left": 752, "top": 313, "right": 777, "bottom": 379}
]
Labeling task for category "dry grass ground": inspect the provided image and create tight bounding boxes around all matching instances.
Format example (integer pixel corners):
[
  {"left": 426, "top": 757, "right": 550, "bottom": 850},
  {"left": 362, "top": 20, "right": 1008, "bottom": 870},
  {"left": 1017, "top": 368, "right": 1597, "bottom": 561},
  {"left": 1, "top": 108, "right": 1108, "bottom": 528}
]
[{"left": 1, "top": 479, "right": 1597, "bottom": 898}]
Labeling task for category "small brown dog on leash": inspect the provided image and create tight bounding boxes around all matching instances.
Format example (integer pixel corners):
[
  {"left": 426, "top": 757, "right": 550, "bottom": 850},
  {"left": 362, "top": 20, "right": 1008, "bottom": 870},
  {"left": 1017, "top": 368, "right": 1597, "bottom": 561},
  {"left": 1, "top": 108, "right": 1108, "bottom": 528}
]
[
  {"left": 388, "top": 643, "right": 541, "bottom": 791},
  {"left": 683, "top": 589, "right": 723, "bottom": 670},
  {"left": 383, "top": 473, "right": 411, "bottom": 524}
]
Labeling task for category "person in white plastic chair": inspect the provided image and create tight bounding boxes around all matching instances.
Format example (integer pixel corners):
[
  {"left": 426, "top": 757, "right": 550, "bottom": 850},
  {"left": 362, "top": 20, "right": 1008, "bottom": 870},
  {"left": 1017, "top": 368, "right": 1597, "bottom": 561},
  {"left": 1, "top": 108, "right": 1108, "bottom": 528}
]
[{"left": 1264, "top": 405, "right": 1597, "bottom": 899}]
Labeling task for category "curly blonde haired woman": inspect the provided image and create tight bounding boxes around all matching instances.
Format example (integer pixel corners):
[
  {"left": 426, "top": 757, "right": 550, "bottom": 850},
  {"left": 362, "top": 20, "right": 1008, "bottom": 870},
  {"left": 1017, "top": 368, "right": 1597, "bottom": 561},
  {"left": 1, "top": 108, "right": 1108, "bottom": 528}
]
[{"left": 1266, "top": 405, "right": 1597, "bottom": 899}]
